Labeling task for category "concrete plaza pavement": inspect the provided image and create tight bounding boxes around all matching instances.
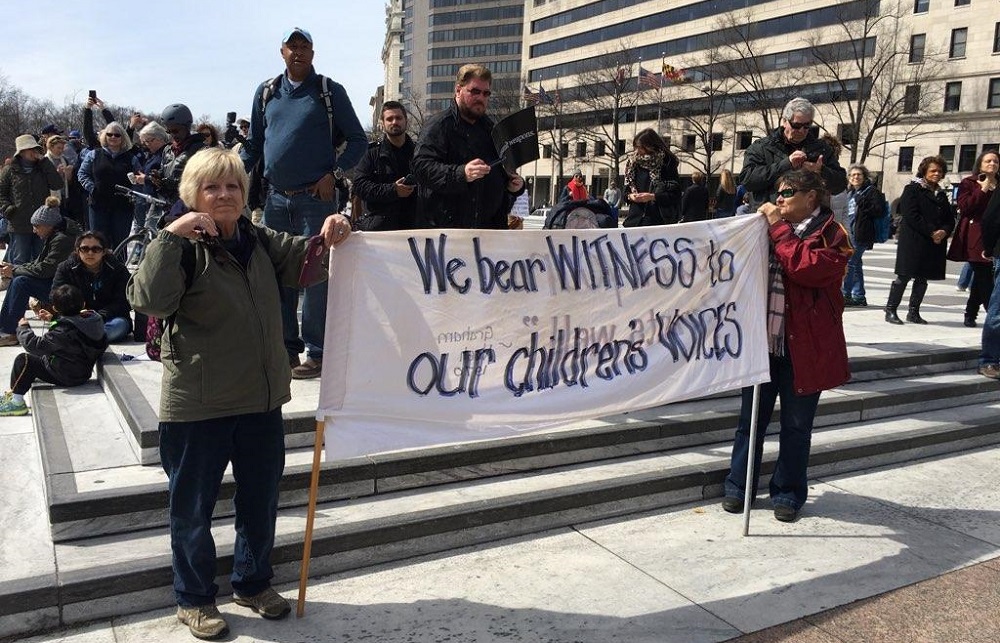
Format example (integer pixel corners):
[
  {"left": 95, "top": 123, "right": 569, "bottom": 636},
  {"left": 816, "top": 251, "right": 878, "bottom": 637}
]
[{"left": 4, "top": 242, "right": 1000, "bottom": 642}]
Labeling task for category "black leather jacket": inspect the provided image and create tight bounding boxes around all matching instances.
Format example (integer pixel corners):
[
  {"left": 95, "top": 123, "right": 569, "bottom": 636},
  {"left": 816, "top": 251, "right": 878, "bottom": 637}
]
[{"left": 158, "top": 133, "right": 206, "bottom": 203}]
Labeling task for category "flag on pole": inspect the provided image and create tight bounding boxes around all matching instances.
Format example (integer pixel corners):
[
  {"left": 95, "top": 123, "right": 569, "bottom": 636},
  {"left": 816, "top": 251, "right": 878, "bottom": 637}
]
[
  {"left": 663, "top": 63, "right": 688, "bottom": 84},
  {"left": 638, "top": 65, "right": 662, "bottom": 89},
  {"left": 538, "top": 85, "right": 555, "bottom": 105},
  {"left": 523, "top": 85, "right": 540, "bottom": 105},
  {"left": 615, "top": 66, "right": 628, "bottom": 86}
]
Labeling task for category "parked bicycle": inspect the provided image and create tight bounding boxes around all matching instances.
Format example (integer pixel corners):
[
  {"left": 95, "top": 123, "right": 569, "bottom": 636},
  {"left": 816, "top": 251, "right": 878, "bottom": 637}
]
[{"left": 112, "top": 185, "right": 170, "bottom": 272}]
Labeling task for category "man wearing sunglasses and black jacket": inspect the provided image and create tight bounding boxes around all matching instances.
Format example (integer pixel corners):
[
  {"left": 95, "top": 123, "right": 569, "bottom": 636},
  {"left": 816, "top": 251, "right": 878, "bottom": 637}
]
[{"left": 739, "top": 97, "right": 847, "bottom": 210}]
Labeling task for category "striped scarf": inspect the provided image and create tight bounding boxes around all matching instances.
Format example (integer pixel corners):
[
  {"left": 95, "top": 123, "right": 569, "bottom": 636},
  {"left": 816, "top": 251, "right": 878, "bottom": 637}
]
[{"left": 767, "top": 212, "right": 818, "bottom": 356}]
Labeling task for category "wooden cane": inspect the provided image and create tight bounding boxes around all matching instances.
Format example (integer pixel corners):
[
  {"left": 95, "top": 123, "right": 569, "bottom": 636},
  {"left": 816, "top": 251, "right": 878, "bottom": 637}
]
[{"left": 296, "top": 419, "right": 326, "bottom": 617}]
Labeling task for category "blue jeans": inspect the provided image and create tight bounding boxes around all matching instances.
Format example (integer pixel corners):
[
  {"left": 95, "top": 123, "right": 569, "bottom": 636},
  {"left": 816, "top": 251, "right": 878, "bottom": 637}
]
[
  {"left": 842, "top": 245, "right": 866, "bottom": 298},
  {"left": 160, "top": 408, "right": 285, "bottom": 607},
  {"left": 263, "top": 190, "right": 336, "bottom": 360},
  {"left": 0, "top": 275, "right": 53, "bottom": 333},
  {"left": 724, "top": 353, "right": 822, "bottom": 510},
  {"left": 104, "top": 316, "right": 131, "bottom": 343},
  {"left": 979, "top": 258, "right": 1000, "bottom": 366},
  {"left": 89, "top": 203, "right": 134, "bottom": 253},
  {"left": 3, "top": 233, "right": 42, "bottom": 266},
  {"left": 958, "top": 262, "right": 973, "bottom": 289}
]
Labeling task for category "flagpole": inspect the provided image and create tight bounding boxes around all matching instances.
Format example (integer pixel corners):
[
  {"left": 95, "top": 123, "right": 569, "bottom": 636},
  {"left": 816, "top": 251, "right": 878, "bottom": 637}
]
[
  {"left": 741, "top": 384, "right": 761, "bottom": 537},
  {"left": 656, "top": 54, "right": 665, "bottom": 133},
  {"left": 633, "top": 58, "right": 641, "bottom": 137}
]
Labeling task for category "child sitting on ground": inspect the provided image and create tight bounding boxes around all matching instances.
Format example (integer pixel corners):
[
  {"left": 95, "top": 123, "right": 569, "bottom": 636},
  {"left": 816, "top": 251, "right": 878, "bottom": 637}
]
[{"left": 0, "top": 284, "right": 108, "bottom": 416}]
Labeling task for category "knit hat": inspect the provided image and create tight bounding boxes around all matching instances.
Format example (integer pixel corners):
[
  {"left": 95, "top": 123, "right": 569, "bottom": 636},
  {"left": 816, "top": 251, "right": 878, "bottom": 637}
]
[{"left": 30, "top": 197, "right": 62, "bottom": 226}]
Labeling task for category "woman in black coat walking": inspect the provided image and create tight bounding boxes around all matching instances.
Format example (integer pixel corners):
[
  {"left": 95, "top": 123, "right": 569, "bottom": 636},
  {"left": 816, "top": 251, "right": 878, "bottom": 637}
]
[
  {"left": 622, "top": 128, "right": 681, "bottom": 227},
  {"left": 885, "top": 156, "right": 956, "bottom": 324}
]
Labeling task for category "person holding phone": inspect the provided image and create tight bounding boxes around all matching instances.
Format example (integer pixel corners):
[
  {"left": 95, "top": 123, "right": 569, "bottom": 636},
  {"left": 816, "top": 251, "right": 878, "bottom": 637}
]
[
  {"left": 127, "top": 148, "right": 351, "bottom": 641},
  {"left": 353, "top": 101, "right": 419, "bottom": 231},
  {"left": 948, "top": 149, "right": 999, "bottom": 327},
  {"left": 739, "top": 97, "right": 846, "bottom": 210}
]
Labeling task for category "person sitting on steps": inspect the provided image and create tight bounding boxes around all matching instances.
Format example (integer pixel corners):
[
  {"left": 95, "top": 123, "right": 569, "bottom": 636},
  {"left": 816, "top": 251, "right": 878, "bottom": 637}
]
[{"left": 0, "top": 284, "right": 108, "bottom": 416}]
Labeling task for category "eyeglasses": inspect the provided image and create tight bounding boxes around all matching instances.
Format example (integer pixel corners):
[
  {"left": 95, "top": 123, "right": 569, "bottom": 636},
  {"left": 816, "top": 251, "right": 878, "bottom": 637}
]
[
  {"left": 465, "top": 88, "right": 492, "bottom": 97},
  {"left": 777, "top": 188, "right": 807, "bottom": 198},
  {"left": 787, "top": 121, "right": 812, "bottom": 131},
  {"left": 77, "top": 245, "right": 105, "bottom": 253},
  {"left": 105, "top": 132, "right": 122, "bottom": 138}
]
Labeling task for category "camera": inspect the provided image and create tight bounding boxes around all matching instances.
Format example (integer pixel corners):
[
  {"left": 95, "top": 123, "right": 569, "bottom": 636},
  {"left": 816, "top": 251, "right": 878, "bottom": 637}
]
[
  {"left": 806, "top": 151, "right": 822, "bottom": 162},
  {"left": 226, "top": 111, "right": 237, "bottom": 126},
  {"left": 88, "top": 89, "right": 97, "bottom": 101}
]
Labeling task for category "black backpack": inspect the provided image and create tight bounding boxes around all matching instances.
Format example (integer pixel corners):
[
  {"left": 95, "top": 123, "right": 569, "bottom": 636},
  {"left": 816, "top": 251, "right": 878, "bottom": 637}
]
[{"left": 543, "top": 199, "right": 618, "bottom": 230}]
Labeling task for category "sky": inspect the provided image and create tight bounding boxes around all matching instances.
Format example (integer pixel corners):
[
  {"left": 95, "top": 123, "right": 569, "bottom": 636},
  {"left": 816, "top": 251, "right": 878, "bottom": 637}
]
[{"left": 2, "top": 1, "right": 386, "bottom": 128}]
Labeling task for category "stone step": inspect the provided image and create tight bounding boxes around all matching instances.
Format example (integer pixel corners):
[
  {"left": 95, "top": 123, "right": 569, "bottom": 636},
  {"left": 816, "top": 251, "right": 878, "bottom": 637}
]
[
  {"left": 40, "top": 349, "right": 990, "bottom": 542},
  {"left": 9, "top": 400, "right": 1000, "bottom": 631}
]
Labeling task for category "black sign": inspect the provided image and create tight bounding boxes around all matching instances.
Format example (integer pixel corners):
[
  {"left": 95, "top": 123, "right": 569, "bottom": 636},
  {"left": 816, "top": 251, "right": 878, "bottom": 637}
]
[{"left": 491, "top": 106, "right": 540, "bottom": 173}]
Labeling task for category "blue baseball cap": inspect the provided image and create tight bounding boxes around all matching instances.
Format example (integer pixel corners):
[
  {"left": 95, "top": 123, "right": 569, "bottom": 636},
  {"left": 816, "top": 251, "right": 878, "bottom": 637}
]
[{"left": 282, "top": 27, "right": 312, "bottom": 44}]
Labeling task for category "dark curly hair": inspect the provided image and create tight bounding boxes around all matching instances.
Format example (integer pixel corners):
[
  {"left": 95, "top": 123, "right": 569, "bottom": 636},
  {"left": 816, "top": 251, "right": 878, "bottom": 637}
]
[{"left": 916, "top": 155, "right": 947, "bottom": 178}]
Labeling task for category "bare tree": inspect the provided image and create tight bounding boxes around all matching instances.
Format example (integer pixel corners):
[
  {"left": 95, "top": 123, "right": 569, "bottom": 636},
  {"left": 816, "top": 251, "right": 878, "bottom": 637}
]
[
  {"left": 807, "top": 0, "right": 947, "bottom": 164},
  {"left": 569, "top": 44, "right": 641, "bottom": 185},
  {"left": 668, "top": 53, "right": 732, "bottom": 180},
  {"left": 399, "top": 87, "right": 430, "bottom": 138}
]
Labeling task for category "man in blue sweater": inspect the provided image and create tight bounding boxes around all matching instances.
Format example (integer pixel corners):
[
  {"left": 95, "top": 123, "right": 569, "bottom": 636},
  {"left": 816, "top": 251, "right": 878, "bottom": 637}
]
[{"left": 241, "top": 27, "right": 366, "bottom": 379}]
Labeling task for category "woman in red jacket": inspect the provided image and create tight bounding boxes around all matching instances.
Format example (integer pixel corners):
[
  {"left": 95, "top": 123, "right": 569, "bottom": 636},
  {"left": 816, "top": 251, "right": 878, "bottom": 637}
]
[
  {"left": 722, "top": 170, "right": 852, "bottom": 522},
  {"left": 949, "top": 149, "right": 998, "bottom": 327}
]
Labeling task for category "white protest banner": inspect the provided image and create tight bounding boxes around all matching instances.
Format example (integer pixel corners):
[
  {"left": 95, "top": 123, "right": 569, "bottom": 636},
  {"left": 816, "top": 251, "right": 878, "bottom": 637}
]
[{"left": 318, "top": 217, "right": 771, "bottom": 459}]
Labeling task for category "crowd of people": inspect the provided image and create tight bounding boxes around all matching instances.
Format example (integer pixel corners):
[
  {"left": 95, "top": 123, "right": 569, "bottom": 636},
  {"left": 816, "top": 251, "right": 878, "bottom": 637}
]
[{"left": 0, "top": 28, "right": 997, "bottom": 638}]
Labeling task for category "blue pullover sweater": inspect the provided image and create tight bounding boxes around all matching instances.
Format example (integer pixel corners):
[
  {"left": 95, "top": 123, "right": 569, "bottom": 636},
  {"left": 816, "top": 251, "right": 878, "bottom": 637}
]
[{"left": 241, "top": 67, "right": 366, "bottom": 192}]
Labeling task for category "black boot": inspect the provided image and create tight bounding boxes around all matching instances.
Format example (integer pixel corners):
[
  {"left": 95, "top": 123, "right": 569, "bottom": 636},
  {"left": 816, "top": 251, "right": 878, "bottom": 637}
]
[
  {"left": 964, "top": 314, "right": 977, "bottom": 328},
  {"left": 884, "top": 280, "right": 906, "bottom": 325},
  {"left": 906, "top": 280, "right": 928, "bottom": 324}
]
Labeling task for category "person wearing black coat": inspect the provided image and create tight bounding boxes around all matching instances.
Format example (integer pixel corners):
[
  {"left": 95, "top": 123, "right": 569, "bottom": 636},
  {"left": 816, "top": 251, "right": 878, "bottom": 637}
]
[
  {"left": 353, "top": 101, "right": 419, "bottom": 231},
  {"left": 680, "top": 170, "right": 709, "bottom": 223},
  {"left": 411, "top": 65, "right": 525, "bottom": 229},
  {"left": 623, "top": 128, "right": 682, "bottom": 227},
  {"left": 842, "top": 164, "right": 886, "bottom": 307},
  {"left": 739, "top": 97, "right": 847, "bottom": 210},
  {"left": 885, "top": 156, "right": 956, "bottom": 324},
  {"left": 976, "top": 180, "right": 1000, "bottom": 378},
  {"left": 50, "top": 231, "right": 131, "bottom": 343}
]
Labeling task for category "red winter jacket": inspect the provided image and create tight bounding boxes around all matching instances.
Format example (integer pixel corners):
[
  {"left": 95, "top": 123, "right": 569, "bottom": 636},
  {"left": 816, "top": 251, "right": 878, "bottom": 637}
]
[{"left": 769, "top": 208, "right": 852, "bottom": 395}]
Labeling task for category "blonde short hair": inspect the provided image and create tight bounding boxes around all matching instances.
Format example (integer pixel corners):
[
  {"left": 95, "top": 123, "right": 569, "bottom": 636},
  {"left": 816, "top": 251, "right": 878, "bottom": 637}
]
[
  {"left": 178, "top": 147, "right": 249, "bottom": 210},
  {"left": 456, "top": 64, "right": 492, "bottom": 88},
  {"left": 99, "top": 122, "right": 132, "bottom": 149}
]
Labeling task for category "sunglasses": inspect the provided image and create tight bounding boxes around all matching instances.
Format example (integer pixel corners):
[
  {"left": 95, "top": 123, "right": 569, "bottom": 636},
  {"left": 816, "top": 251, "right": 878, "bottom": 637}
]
[
  {"left": 105, "top": 132, "right": 122, "bottom": 138},
  {"left": 78, "top": 245, "right": 105, "bottom": 253},
  {"left": 465, "top": 88, "right": 492, "bottom": 97},
  {"left": 777, "top": 188, "right": 807, "bottom": 198},
  {"left": 787, "top": 121, "right": 812, "bottom": 131}
]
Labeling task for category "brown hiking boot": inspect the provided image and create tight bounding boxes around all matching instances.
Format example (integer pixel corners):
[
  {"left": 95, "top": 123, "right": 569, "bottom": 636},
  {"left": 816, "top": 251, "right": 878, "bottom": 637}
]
[
  {"left": 233, "top": 587, "right": 291, "bottom": 620},
  {"left": 176, "top": 604, "right": 229, "bottom": 640},
  {"left": 291, "top": 357, "right": 321, "bottom": 380}
]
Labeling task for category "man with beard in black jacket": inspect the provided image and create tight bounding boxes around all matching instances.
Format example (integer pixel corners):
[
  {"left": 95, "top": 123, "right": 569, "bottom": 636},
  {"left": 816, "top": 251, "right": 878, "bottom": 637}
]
[
  {"left": 739, "top": 97, "right": 846, "bottom": 210},
  {"left": 412, "top": 64, "right": 525, "bottom": 229},
  {"left": 353, "top": 101, "right": 419, "bottom": 230}
]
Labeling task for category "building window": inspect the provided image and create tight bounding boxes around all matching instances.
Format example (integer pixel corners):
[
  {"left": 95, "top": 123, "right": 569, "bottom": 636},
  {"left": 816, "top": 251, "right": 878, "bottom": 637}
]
[
  {"left": 994, "top": 23, "right": 1000, "bottom": 53},
  {"left": 958, "top": 145, "right": 977, "bottom": 172},
  {"left": 575, "top": 141, "right": 587, "bottom": 158},
  {"left": 955, "top": 0, "right": 970, "bottom": 6},
  {"left": 990, "top": 78, "right": 1000, "bottom": 109},
  {"left": 594, "top": 140, "right": 605, "bottom": 156},
  {"left": 683, "top": 135, "right": 696, "bottom": 153},
  {"left": 616, "top": 139, "right": 626, "bottom": 156},
  {"left": 944, "top": 82, "right": 962, "bottom": 112},
  {"left": 711, "top": 133, "right": 723, "bottom": 151},
  {"left": 903, "top": 85, "right": 921, "bottom": 113},
  {"left": 837, "top": 123, "right": 857, "bottom": 145},
  {"left": 913, "top": 0, "right": 928, "bottom": 12},
  {"left": 909, "top": 34, "right": 926, "bottom": 63},
  {"left": 950, "top": 28, "right": 967, "bottom": 58},
  {"left": 560, "top": 143, "right": 568, "bottom": 158},
  {"left": 985, "top": 143, "right": 1000, "bottom": 154},
  {"left": 939, "top": 145, "right": 955, "bottom": 166},
  {"left": 898, "top": 146, "right": 914, "bottom": 173},
  {"left": 542, "top": 144, "right": 552, "bottom": 159},
  {"left": 737, "top": 131, "right": 753, "bottom": 150}
]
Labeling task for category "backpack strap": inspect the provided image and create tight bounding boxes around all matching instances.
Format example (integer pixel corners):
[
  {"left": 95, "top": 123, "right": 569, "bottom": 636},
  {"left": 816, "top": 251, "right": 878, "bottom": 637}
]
[{"left": 259, "top": 74, "right": 284, "bottom": 132}]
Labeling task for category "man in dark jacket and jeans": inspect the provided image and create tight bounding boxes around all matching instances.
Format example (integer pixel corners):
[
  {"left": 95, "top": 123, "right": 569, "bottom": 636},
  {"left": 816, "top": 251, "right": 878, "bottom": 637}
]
[
  {"left": 739, "top": 97, "right": 846, "bottom": 210},
  {"left": 353, "top": 101, "right": 418, "bottom": 231},
  {"left": 412, "top": 64, "right": 525, "bottom": 229}
]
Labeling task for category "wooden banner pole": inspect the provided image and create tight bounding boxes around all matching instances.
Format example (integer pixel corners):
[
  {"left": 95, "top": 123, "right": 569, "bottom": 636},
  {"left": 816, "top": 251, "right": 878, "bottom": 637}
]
[{"left": 296, "top": 419, "right": 326, "bottom": 617}]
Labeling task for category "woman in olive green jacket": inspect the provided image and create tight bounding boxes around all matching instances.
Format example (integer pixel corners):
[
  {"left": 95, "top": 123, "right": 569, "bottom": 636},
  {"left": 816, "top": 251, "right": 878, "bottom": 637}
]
[{"left": 127, "top": 148, "right": 351, "bottom": 640}]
